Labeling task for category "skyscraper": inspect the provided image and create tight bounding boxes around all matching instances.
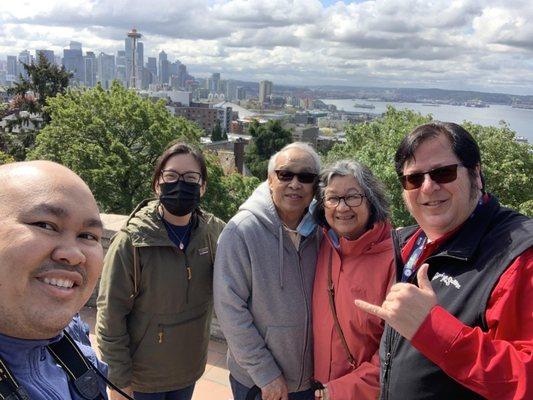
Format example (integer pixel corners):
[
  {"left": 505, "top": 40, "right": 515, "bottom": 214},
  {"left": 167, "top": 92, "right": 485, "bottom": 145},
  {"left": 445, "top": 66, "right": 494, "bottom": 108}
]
[
  {"left": 146, "top": 57, "right": 157, "bottom": 80},
  {"left": 7, "top": 56, "right": 17, "bottom": 75},
  {"left": 170, "top": 60, "right": 179, "bottom": 77},
  {"left": 136, "top": 41, "right": 144, "bottom": 88},
  {"left": 97, "top": 52, "right": 115, "bottom": 89},
  {"left": 177, "top": 63, "right": 187, "bottom": 88},
  {"left": 18, "top": 50, "right": 31, "bottom": 79},
  {"left": 6, "top": 55, "right": 17, "bottom": 83},
  {"left": 63, "top": 42, "right": 84, "bottom": 84},
  {"left": 116, "top": 50, "right": 126, "bottom": 86},
  {"left": 259, "top": 80, "right": 273, "bottom": 104},
  {"left": 69, "top": 41, "right": 82, "bottom": 51},
  {"left": 225, "top": 80, "right": 237, "bottom": 101},
  {"left": 210, "top": 72, "right": 220, "bottom": 94},
  {"left": 158, "top": 51, "right": 169, "bottom": 85},
  {"left": 236, "top": 86, "right": 246, "bottom": 100},
  {"left": 84, "top": 51, "right": 97, "bottom": 87}
]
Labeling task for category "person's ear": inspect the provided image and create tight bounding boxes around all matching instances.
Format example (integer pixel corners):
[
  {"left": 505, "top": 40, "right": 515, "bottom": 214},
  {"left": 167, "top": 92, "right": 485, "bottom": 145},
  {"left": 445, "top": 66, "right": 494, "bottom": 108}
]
[{"left": 200, "top": 181, "right": 207, "bottom": 197}]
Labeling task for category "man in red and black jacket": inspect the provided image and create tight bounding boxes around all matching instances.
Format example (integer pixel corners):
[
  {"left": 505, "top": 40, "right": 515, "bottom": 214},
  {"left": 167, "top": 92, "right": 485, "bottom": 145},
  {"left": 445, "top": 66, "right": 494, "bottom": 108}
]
[{"left": 356, "top": 121, "right": 533, "bottom": 400}]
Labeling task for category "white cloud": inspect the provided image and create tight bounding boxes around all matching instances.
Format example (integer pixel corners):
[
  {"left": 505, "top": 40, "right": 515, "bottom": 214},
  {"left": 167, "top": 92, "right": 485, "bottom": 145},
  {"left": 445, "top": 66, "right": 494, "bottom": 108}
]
[{"left": 0, "top": 0, "right": 532, "bottom": 94}]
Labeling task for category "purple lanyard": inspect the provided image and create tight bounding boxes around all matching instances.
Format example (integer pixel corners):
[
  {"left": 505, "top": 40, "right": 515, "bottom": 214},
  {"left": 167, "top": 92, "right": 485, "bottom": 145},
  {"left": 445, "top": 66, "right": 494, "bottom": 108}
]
[{"left": 402, "top": 232, "right": 427, "bottom": 282}]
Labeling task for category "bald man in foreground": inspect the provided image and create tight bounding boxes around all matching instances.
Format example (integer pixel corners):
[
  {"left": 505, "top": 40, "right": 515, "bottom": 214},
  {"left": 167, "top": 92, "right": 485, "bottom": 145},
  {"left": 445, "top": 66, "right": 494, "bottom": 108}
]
[{"left": 0, "top": 161, "right": 109, "bottom": 399}]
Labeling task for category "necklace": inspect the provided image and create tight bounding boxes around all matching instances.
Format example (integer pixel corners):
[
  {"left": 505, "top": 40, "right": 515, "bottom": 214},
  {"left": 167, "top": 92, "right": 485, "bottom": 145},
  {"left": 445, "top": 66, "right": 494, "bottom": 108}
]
[{"left": 163, "top": 218, "right": 192, "bottom": 250}]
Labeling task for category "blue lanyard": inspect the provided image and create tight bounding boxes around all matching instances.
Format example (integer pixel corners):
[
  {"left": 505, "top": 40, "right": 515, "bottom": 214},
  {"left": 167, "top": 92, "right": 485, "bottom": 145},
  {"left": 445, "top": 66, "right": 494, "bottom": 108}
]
[{"left": 402, "top": 232, "right": 427, "bottom": 282}]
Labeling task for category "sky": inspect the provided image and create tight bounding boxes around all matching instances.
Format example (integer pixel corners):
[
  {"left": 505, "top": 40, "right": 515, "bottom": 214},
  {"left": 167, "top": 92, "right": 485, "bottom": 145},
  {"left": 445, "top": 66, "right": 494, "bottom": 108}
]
[{"left": 1, "top": 0, "right": 533, "bottom": 95}]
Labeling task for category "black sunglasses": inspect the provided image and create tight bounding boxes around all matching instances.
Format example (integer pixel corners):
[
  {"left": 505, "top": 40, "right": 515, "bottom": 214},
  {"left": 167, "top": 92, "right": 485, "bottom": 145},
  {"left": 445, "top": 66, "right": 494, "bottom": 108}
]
[
  {"left": 400, "top": 163, "right": 463, "bottom": 190},
  {"left": 275, "top": 169, "right": 317, "bottom": 184}
]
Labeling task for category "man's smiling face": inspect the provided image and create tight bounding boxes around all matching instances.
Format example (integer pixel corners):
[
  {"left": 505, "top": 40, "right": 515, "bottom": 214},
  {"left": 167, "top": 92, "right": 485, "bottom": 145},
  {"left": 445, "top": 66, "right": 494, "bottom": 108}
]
[
  {"left": 402, "top": 134, "right": 481, "bottom": 241},
  {"left": 0, "top": 162, "right": 104, "bottom": 339}
]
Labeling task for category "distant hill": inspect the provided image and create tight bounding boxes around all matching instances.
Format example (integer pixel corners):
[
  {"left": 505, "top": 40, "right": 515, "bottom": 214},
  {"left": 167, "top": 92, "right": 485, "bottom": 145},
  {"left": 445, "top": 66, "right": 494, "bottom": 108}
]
[
  {"left": 220, "top": 80, "right": 533, "bottom": 105},
  {"left": 306, "top": 85, "right": 533, "bottom": 105}
]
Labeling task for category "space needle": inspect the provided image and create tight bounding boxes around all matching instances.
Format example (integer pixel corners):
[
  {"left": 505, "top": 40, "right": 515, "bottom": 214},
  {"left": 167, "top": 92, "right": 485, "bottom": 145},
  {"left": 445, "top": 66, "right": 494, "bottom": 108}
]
[{"left": 127, "top": 28, "right": 142, "bottom": 89}]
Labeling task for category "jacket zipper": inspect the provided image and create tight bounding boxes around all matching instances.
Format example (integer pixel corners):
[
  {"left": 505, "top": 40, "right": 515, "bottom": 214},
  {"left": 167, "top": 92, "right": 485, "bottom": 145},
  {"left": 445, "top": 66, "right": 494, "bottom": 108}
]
[
  {"left": 381, "top": 324, "right": 401, "bottom": 400},
  {"left": 381, "top": 229, "right": 408, "bottom": 400},
  {"left": 296, "top": 247, "right": 310, "bottom": 390},
  {"left": 184, "top": 252, "right": 191, "bottom": 304}
]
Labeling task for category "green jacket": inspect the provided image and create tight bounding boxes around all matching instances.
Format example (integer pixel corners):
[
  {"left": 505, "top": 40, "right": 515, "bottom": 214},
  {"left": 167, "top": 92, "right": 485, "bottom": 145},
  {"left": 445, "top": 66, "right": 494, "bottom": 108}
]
[{"left": 96, "top": 199, "right": 225, "bottom": 392}]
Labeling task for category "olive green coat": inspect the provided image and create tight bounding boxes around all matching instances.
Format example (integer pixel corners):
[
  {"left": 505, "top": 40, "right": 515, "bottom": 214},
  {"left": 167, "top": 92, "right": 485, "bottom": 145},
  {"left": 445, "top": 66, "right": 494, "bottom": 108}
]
[{"left": 96, "top": 200, "right": 225, "bottom": 392}]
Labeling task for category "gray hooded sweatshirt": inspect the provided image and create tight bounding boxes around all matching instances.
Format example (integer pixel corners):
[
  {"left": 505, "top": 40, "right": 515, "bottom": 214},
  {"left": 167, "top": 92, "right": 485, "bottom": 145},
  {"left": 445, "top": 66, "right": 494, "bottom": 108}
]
[{"left": 214, "top": 182, "right": 319, "bottom": 392}]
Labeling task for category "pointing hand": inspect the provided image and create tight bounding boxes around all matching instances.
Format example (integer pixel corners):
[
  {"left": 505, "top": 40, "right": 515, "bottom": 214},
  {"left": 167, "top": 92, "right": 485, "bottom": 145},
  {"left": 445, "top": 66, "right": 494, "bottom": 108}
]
[{"left": 354, "top": 263, "right": 437, "bottom": 340}]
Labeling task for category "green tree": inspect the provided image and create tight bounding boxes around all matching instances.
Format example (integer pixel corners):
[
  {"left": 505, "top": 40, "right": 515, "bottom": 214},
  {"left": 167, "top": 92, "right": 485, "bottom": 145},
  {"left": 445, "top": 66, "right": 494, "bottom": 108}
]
[
  {"left": 210, "top": 120, "right": 227, "bottom": 142},
  {"left": 326, "top": 107, "right": 532, "bottom": 227},
  {"left": 28, "top": 81, "right": 203, "bottom": 214},
  {"left": 0, "top": 150, "right": 14, "bottom": 165},
  {"left": 0, "top": 102, "right": 7, "bottom": 118},
  {"left": 8, "top": 52, "right": 72, "bottom": 123},
  {"left": 0, "top": 130, "right": 38, "bottom": 161},
  {"left": 245, "top": 119, "right": 293, "bottom": 179},
  {"left": 462, "top": 121, "right": 532, "bottom": 216},
  {"left": 202, "top": 152, "right": 260, "bottom": 221},
  {"left": 2, "top": 53, "right": 72, "bottom": 160}
]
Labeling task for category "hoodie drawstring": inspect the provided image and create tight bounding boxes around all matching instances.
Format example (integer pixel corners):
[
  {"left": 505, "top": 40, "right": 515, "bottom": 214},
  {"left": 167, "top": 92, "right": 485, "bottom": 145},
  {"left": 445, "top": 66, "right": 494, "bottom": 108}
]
[{"left": 279, "top": 225, "right": 284, "bottom": 289}]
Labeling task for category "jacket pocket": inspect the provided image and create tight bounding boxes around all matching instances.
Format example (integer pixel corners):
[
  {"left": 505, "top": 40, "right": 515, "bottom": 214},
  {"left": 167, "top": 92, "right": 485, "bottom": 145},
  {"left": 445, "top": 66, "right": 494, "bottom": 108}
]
[
  {"left": 131, "top": 303, "right": 212, "bottom": 386},
  {"left": 264, "top": 325, "right": 306, "bottom": 389}
]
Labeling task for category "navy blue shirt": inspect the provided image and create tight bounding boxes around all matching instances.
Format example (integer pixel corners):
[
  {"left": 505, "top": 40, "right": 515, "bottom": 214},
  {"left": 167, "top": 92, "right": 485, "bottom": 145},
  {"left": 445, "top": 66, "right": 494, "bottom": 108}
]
[{"left": 0, "top": 324, "right": 108, "bottom": 399}]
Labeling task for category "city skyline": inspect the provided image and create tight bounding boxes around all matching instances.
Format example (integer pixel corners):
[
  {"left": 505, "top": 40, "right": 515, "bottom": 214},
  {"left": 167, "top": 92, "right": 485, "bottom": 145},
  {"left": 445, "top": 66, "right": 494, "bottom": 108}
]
[{"left": 1, "top": 0, "right": 532, "bottom": 95}]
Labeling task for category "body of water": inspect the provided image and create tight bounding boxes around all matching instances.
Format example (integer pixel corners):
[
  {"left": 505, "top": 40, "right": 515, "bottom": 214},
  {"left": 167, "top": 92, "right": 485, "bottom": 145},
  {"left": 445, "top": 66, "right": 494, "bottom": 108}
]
[{"left": 321, "top": 99, "right": 533, "bottom": 143}]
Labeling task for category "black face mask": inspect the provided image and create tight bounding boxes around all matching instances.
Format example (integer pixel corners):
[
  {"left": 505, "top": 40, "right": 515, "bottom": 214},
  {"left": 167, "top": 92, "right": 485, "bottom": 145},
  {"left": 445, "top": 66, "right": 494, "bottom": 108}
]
[{"left": 159, "top": 180, "right": 201, "bottom": 217}]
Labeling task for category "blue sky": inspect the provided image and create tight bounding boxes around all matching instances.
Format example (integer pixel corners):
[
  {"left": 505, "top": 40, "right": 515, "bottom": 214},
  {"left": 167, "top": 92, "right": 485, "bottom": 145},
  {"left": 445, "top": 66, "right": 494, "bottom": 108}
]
[{"left": 1, "top": 0, "right": 533, "bottom": 95}]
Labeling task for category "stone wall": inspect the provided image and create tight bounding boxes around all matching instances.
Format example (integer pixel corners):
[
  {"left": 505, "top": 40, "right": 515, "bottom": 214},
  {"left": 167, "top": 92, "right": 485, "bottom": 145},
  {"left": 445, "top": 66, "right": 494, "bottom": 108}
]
[{"left": 91, "top": 213, "right": 225, "bottom": 341}]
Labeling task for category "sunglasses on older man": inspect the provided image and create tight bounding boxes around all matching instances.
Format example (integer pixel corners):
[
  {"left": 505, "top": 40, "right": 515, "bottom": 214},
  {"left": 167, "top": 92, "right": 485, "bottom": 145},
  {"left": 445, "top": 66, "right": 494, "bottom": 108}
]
[
  {"left": 275, "top": 169, "right": 317, "bottom": 184},
  {"left": 399, "top": 163, "right": 464, "bottom": 190}
]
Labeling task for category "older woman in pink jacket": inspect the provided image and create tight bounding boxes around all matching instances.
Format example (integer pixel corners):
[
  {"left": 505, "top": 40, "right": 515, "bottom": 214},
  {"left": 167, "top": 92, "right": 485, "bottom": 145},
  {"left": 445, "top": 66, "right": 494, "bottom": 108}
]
[{"left": 312, "top": 160, "right": 395, "bottom": 400}]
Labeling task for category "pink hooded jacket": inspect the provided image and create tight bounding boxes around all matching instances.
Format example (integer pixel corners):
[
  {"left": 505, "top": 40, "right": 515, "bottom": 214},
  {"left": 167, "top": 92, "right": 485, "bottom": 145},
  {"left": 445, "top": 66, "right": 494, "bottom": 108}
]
[{"left": 313, "top": 221, "right": 395, "bottom": 400}]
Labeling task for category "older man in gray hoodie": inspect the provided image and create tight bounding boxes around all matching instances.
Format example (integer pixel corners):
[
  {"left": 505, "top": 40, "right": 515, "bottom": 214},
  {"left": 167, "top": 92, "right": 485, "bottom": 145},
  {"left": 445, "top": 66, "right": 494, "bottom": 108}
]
[{"left": 214, "top": 142, "right": 321, "bottom": 400}]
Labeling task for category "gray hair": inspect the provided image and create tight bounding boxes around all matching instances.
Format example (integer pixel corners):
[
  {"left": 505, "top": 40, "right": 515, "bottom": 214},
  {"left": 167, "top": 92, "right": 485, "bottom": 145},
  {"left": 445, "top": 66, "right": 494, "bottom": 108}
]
[
  {"left": 316, "top": 159, "right": 390, "bottom": 228},
  {"left": 267, "top": 142, "right": 321, "bottom": 175}
]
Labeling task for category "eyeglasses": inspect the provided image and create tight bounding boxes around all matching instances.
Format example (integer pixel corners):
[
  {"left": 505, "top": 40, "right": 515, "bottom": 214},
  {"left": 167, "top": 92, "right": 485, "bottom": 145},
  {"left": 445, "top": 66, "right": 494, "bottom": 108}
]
[
  {"left": 275, "top": 170, "right": 317, "bottom": 184},
  {"left": 399, "top": 163, "right": 463, "bottom": 190},
  {"left": 324, "top": 194, "right": 366, "bottom": 208},
  {"left": 161, "top": 170, "right": 202, "bottom": 184}
]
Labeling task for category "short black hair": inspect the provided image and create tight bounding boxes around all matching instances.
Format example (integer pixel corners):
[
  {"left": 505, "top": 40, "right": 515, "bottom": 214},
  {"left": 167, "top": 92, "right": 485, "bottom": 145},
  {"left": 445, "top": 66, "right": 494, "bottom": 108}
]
[{"left": 394, "top": 122, "right": 485, "bottom": 190}]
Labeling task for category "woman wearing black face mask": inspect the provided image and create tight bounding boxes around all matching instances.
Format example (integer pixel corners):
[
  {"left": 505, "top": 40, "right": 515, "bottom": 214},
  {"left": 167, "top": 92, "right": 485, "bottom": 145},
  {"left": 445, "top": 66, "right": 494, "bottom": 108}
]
[{"left": 96, "top": 142, "right": 226, "bottom": 400}]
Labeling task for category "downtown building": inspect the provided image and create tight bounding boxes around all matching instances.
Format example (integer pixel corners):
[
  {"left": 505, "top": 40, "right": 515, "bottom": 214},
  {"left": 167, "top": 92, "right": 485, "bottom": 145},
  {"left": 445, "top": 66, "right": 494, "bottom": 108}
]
[
  {"left": 62, "top": 41, "right": 84, "bottom": 85},
  {"left": 172, "top": 102, "right": 232, "bottom": 135},
  {"left": 259, "top": 80, "right": 273, "bottom": 105},
  {"left": 97, "top": 52, "right": 115, "bottom": 89}
]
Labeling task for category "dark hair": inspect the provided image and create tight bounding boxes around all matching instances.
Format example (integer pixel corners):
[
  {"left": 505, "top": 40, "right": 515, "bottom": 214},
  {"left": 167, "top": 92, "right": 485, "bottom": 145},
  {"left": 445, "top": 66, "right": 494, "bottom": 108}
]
[
  {"left": 151, "top": 141, "right": 208, "bottom": 192},
  {"left": 313, "top": 159, "right": 390, "bottom": 230},
  {"left": 394, "top": 121, "right": 485, "bottom": 190}
]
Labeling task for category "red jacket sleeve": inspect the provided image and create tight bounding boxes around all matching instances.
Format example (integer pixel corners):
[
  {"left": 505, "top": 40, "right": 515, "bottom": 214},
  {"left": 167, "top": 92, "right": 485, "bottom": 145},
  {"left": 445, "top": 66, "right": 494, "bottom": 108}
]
[{"left": 411, "top": 249, "right": 533, "bottom": 400}]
